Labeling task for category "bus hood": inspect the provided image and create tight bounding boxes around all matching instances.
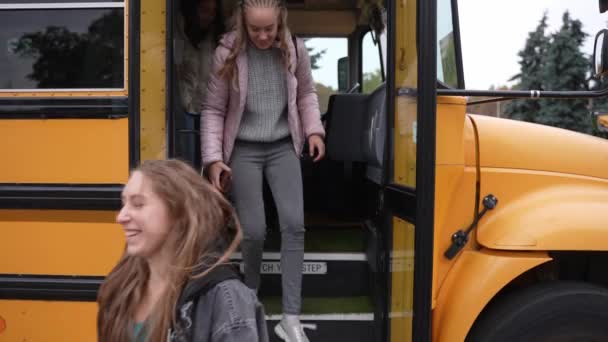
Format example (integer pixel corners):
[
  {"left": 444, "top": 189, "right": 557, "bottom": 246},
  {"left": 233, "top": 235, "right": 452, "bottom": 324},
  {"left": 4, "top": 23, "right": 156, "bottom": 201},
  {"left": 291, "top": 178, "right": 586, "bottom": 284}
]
[
  {"left": 470, "top": 114, "right": 608, "bottom": 251},
  {"left": 469, "top": 115, "right": 608, "bottom": 179}
]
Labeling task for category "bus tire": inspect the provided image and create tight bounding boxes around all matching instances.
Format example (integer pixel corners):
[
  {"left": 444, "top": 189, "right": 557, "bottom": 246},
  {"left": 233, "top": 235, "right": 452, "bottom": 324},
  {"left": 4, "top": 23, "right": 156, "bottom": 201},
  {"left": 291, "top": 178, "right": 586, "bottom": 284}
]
[{"left": 466, "top": 281, "right": 608, "bottom": 342}]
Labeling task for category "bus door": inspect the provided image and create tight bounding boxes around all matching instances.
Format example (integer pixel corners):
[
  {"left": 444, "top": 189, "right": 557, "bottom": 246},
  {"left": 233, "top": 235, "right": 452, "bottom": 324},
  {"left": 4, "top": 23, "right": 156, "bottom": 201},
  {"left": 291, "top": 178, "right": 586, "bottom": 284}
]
[
  {"left": 320, "top": 0, "right": 436, "bottom": 340},
  {"left": 383, "top": 0, "right": 436, "bottom": 341}
]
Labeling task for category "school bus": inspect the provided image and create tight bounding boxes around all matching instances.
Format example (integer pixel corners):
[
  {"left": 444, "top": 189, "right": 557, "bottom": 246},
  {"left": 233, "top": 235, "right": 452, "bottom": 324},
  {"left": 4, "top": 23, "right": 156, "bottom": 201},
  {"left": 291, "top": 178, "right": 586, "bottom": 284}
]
[{"left": 2, "top": 0, "right": 608, "bottom": 341}]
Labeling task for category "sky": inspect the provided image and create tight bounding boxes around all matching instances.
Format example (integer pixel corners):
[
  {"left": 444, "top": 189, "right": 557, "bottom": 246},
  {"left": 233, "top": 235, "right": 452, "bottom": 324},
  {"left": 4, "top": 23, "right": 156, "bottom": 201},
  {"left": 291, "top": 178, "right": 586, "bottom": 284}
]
[
  {"left": 306, "top": 34, "right": 381, "bottom": 90},
  {"left": 459, "top": 0, "right": 607, "bottom": 89},
  {"left": 305, "top": 0, "right": 608, "bottom": 90}
]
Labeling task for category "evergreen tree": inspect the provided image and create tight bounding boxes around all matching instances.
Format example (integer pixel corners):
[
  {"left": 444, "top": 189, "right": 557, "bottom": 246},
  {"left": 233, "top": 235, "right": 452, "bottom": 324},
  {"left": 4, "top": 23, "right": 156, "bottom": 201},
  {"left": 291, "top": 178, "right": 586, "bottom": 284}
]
[
  {"left": 537, "top": 12, "right": 590, "bottom": 133},
  {"left": 504, "top": 13, "right": 549, "bottom": 122}
]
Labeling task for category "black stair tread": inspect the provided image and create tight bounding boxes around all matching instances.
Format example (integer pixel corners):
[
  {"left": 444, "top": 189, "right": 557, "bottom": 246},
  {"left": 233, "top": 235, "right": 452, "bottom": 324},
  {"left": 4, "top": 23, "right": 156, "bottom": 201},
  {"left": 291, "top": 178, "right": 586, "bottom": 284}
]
[
  {"left": 263, "top": 226, "right": 365, "bottom": 253},
  {"left": 266, "top": 320, "right": 375, "bottom": 342},
  {"left": 260, "top": 296, "right": 373, "bottom": 315},
  {"left": 304, "top": 212, "right": 364, "bottom": 228}
]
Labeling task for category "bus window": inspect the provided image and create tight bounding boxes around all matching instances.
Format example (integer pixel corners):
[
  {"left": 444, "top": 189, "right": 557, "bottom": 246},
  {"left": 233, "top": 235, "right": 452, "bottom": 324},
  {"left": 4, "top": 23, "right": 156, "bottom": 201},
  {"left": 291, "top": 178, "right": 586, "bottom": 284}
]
[
  {"left": 362, "top": 30, "right": 384, "bottom": 94},
  {"left": 305, "top": 37, "right": 348, "bottom": 114},
  {"left": 437, "top": 0, "right": 458, "bottom": 88},
  {"left": 0, "top": 1, "right": 125, "bottom": 91}
]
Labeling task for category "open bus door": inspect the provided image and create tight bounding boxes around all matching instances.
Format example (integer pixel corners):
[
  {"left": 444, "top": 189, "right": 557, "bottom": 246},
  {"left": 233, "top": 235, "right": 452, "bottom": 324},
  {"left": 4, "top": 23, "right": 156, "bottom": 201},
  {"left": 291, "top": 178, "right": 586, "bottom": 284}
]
[
  {"left": 316, "top": 0, "right": 438, "bottom": 340},
  {"left": 163, "top": 0, "right": 440, "bottom": 341},
  {"left": 384, "top": 0, "right": 436, "bottom": 340}
]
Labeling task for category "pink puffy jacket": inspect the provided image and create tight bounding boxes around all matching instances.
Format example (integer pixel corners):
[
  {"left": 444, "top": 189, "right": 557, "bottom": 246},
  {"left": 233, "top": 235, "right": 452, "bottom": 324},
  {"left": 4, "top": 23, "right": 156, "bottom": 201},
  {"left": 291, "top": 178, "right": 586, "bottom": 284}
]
[{"left": 200, "top": 31, "right": 325, "bottom": 167}]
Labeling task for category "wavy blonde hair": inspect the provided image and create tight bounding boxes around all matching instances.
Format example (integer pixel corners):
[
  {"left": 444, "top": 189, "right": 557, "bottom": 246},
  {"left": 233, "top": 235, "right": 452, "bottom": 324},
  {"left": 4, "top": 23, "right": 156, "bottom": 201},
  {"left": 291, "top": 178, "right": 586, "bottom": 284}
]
[
  {"left": 97, "top": 159, "right": 242, "bottom": 342},
  {"left": 219, "top": 0, "right": 293, "bottom": 87}
]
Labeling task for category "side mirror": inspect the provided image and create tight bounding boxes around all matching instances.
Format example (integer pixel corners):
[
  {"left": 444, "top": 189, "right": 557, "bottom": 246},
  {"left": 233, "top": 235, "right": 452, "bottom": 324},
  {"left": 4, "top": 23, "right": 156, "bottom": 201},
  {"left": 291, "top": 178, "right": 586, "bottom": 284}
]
[
  {"left": 601, "top": 0, "right": 608, "bottom": 13},
  {"left": 593, "top": 29, "right": 608, "bottom": 77},
  {"left": 337, "top": 56, "right": 349, "bottom": 93},
  {"left": 595, "top": 112, "right": 608, "bottom": 132}
]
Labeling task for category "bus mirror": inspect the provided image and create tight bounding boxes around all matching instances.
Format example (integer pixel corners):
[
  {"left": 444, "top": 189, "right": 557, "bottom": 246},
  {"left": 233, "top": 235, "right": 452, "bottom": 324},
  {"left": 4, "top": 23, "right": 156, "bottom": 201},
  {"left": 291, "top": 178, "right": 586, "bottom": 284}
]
[
  {"left": 601, "top": 0, "right": 608, "bottom": 13},
  {"left": 593, "top": 29, "right": 608, "bottom": 77},
  {"left": 595, "top": 112, "right": 608, "bottom": 132},
  {"left": 337, "top": 56, "right": 349, "bottom": 92}
]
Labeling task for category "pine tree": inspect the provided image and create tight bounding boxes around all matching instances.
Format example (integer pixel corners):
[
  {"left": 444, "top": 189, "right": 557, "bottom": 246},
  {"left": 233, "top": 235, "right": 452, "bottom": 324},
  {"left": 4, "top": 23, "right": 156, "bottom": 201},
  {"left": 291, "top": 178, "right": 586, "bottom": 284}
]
[
  {"left": 537, "top": 12, "right": 590, "bottom": 133},
  {"left": 504, "top": 13, "right": 549, "bottom": 122}
]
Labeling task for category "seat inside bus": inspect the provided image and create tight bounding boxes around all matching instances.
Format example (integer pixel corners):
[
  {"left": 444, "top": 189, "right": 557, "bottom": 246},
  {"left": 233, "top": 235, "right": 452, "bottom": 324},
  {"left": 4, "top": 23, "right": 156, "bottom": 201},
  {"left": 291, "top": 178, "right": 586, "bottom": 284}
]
[{"left": 301, "top": 82, "right": 386, "bottom": 221}]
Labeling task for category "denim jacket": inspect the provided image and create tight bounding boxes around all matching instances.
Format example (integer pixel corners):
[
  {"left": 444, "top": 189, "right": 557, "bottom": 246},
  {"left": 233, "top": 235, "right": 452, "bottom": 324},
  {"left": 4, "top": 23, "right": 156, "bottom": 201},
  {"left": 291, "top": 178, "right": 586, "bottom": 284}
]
[{"left": 169, "top": 266, "right": 269, "bottom": 342}]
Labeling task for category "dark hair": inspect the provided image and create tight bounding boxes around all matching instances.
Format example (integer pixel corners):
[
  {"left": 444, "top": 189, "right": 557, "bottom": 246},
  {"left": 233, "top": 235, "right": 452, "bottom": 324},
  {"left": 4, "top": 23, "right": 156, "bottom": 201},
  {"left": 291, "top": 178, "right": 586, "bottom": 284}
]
[{"left": 180, "top": 0, "right": 225, "bottom": 48}]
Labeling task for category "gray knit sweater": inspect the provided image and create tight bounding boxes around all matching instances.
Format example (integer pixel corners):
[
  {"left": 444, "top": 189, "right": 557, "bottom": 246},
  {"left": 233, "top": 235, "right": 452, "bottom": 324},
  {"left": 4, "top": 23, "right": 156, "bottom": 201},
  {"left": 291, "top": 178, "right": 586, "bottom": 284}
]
[{"left": 236, "top": 43, "right": 290, "bottom": 142}]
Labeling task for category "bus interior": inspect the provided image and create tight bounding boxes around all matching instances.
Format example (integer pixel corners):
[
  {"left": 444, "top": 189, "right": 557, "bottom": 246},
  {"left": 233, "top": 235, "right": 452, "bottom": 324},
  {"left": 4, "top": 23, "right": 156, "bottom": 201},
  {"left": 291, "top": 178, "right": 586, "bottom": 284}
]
[{"left": 169, "top": 0, "right": 390, "bottom": 340}]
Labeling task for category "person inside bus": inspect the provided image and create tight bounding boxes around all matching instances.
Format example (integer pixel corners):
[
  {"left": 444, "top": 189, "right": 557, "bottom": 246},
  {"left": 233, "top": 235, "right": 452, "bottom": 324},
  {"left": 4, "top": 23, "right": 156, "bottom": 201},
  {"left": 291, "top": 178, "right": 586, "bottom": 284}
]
[
  {"left": 97, "top": 159, "right": 268, "bottom": 342},
  {"left": 201, "top": 1, "right": 325, "bottom": 341},
  {"left": 175, "top": 0, "right": 225, "bottom": 114},
  {"left": 174, "top": 0, "right": 225, "bottom": 165}
]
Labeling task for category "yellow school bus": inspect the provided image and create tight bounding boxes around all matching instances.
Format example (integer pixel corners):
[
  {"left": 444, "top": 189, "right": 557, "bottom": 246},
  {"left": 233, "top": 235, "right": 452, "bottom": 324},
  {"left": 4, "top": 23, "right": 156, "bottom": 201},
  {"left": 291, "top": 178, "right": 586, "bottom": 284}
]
[{"left": 2, "top": 0, "right": 608, "bottom": 341}]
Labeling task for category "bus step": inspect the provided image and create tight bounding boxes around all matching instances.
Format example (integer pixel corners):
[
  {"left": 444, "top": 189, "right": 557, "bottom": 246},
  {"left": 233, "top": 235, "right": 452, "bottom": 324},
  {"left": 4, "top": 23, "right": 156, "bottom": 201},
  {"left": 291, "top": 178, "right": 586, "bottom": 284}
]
[
  {"left": 263, "top": 225, "right": 366, "bottom": 253},
  {"left": 262, "top": 296, "right": 375, "bottom": 342},
  {"left": 266, "top": 315, "right": 375, "bottom": 342},
  {"left": 232, "top": 252, "right": 370, "bottom": 297}
]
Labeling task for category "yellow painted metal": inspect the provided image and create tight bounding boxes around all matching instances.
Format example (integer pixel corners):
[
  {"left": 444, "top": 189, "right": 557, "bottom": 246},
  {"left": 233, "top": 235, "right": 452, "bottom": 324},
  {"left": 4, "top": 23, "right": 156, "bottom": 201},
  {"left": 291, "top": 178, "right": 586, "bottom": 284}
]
[
  {"left": 0, "top": 119, "right": 129, "bottom": 183},
  {"left": 472, "top": 114, "right": 608, "bottom": 180},
  {"left": 394, "top": 97, "right": 417, "bottom": 186},
  {"left": 0, "top": 210, "right": 124, "bottom": 275},
  {"left": 436, "top": 96, "right": 467, "bottom": 168},
  {"left": 394, "top": 0, "right": 418, "bottom": 90},
  {"left": 289, "top": 10, "right": 357, "bottom": 35},
  {"left": 393, "top": 0, "right": 418, "bottom": 188},
  {"left": 0, "top": 300, "right": 98, "bottom": 341},
  {"left": 465, "top": 114, "right": 608, "bottom": 251},
  {"left": 431, "top": 97, "right": 477, "bottom": 303},
  {"left": 390, "top": 1, "right": 418, "bottom": 341},
  {"left": 432, "top": 165, "right": 476, "bottom": 302},
  {"left": 139, "top": 0, "right": 167, "bottom": 160},
  {"left": 478, "top": 171, "right": 608, "bottom": 250},
  {"left": 432, "top": 249, "right": 551, "bottom": 342},
  {"left": 390, "top": 217, "right": 415, "bottom": 342}
]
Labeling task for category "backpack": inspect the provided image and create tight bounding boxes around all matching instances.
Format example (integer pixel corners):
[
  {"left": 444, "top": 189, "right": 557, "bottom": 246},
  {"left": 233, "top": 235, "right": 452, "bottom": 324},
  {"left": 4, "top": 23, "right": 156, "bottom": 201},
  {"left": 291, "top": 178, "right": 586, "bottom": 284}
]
[{"left": 170, "top": 264, "right": 269, "bottom": 342}]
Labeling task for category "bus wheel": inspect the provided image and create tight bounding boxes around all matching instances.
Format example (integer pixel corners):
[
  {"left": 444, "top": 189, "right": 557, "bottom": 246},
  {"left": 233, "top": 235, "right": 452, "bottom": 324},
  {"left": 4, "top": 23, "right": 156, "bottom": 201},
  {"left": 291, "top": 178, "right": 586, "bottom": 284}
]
[{"left": 467, "top": 281, "right": 608, "bottom": 342}]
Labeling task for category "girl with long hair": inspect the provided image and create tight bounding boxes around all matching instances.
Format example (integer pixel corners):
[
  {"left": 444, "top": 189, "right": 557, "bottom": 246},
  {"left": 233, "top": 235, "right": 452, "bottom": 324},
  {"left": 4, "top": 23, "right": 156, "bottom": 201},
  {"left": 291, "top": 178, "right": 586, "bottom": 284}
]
[
  {"left": 201, "top": 1, "right": 325, "bottom": 341},
  {"left": 97, "top": 159, "right": 268, "bottom": 342}
]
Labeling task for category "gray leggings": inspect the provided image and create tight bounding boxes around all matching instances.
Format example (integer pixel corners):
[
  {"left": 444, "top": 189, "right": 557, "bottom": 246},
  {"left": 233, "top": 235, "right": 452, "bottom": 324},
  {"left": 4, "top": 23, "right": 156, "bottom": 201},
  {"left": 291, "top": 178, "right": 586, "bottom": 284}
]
[{"left": 229, "top": 138, "right": 304, "bottom": 315}]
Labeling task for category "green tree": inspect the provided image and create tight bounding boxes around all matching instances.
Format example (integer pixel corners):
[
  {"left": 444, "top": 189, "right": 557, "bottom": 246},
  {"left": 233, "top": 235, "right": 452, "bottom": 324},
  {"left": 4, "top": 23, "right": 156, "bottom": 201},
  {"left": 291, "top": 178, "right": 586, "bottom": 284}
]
[
  {"left": 303, "top": 38, "right": 326, "bottom": 70},
  {"left": 503, "top": 13, "right": 549, "bottom": 122},
  {"left": 12, "top": 10, "right": 123, "bottom": 88},
  {"left": 362, "top": 69, "right": 382, "bottom": 93},
  {"left": 537, "top": 12, "right": 590, "bottom": 133},
  {"left": 315, "top": 82, "right": 335, "bottom": 114}
]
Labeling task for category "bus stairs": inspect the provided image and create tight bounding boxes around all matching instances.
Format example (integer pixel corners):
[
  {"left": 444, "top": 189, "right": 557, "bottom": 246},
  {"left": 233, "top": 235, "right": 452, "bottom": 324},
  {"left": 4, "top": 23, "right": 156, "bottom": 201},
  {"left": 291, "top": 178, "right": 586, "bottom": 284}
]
[{"left": 232, "top": 221, "right": 382, "bottom": 342}]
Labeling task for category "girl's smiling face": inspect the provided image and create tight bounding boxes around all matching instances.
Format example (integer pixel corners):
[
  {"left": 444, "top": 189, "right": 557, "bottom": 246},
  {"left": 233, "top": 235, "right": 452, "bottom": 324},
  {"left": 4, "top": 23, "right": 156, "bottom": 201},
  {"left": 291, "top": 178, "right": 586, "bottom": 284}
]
[{"left": 116, "top": 171, "right": 172, "bottom": 261}]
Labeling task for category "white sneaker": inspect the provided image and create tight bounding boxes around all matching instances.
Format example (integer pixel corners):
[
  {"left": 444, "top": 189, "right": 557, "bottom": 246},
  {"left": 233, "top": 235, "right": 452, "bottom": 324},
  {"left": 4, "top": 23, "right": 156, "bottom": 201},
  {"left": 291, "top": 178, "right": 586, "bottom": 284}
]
[{"left": 274, "top": 315, "right": 310, "bottom": 342}]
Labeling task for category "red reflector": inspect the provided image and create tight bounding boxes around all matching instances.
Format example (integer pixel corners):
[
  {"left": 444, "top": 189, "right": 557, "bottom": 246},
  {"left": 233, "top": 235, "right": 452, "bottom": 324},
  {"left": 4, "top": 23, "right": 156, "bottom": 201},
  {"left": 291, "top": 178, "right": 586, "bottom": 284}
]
[{"left": 0, "top": 316, "right": 5, "bottom": 334}]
